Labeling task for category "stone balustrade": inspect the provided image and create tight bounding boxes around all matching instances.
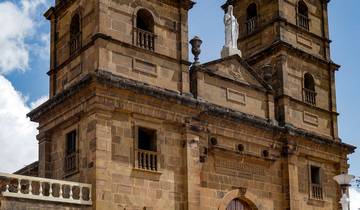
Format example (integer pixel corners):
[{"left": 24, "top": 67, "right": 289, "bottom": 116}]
[
  {"left": 0, "top": 172, "right": 92, "bottom": 205},
  {"left": 134, "top": 27, "right": 156, "bottom": 51},
  {"left": 135, "top": 149, "right": 159, "bottom": 171}
]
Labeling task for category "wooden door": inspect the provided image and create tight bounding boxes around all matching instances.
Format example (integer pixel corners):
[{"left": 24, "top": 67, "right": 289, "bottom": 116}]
[{"left": 226, "top": 199, "right": 251, "bottom": 210}]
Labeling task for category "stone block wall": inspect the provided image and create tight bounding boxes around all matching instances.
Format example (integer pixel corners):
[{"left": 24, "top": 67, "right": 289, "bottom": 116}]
[{"left": 0, "top": 197, "right": 91, "bottom": 210}]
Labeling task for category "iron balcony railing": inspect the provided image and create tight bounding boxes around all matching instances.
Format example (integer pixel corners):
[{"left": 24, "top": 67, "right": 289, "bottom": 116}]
[
  {"left": 246, "top": 16, "right": 258, "bottom": 34},
  {"left": 311, "top": 183, "right": 323, "bottom": 200},
  {"left": 69, "top": 33, "right": 81, "bottom": 55},
  {"left": 297, "top": 14, "right": 309, "bottom": 30},
  {"left": 303, "top": 88, "right": 317, "bottom": 106},
  {"left": 64, "top": 152, "right": 78, "bottom": 175}
]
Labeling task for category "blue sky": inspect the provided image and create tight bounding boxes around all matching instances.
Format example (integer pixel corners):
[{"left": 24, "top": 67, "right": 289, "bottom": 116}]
[{"left": 0, "top": 0, "right": 359, "bottom": 184}]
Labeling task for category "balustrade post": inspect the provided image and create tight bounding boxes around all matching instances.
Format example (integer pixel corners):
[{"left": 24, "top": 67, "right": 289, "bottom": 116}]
[
  {"left": 60, "top": 184, "right": 63, "bottom": 198},
  {"left": 17, "top": 179, "right": 21, "bottom": 193},
  {"left": 29, "top": 181, "right": 33, "bottom": 195},
  {"left": 39, "top": 182, "right": 43, "bottom": 196},
  {"left": 79, "top": 186, "right": 83, "bottom": 201},
  {"left": 49, "top": 183, "right": 53, "bottom": 197}
]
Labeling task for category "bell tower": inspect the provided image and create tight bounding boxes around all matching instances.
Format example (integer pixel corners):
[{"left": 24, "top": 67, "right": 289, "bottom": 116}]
[
  {"left": 223, "top": 0, "right": 339, "bottom": 140},
  {"left": 45, "top": 0, "right": 194, "bottom": 98}
]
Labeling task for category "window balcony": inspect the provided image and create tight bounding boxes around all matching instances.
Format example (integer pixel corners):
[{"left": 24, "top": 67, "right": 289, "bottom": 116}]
[
  {"left": 297, "top": 14, "right": 309, "bottom": 30},
  {"left": 134, "top": 27, "right": 156, "bottom": 51},
  {"left": 303, "top": 88, "right": 316, "bottom": 106},
  {"left": 246, "top": 16, "right": 258, "bottom": 34},
  {"left": 311, "top": 183, "right": 323, "bottom": 200},
  {"left": 135, "top": 149, "right": 159, "bottom": 172},
  {"left": 64, "top": 152, "right": 78, "bottom": 175},
  {"left": 69, "top": 33, "right": 81, "bottom": 56}
]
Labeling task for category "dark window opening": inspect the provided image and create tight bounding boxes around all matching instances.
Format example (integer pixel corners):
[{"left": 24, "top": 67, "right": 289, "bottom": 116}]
[
  {"left": 247, "top": 3, "right": 258, "bottom": 20},
  {"left": 246, "top": 3, "right": 258, "bottom": 34},
  {"left": 66, "top": 130, "right": 77, "bottom": 155},
  {"left": 297, "top": 1, "right": 309, "bottom": 30},
  {"left": 303, "top": 73, "right": 316, "bottom": 105},
  {"left": 64, "top": 130, "right": 77, "bottom": 174},
  {"left": 298, "top": 1, "right": 309, "bottom": 17},
  {"left": 137, "top": 127, "right": 157, "bottom": 152},
  {"left": 304, "top": 73, "right": 315, "bottom": 91},
  {"left": 69, "top": 14, "right": 81, "bottom": 55},
  {"left": 310, "top": 166, "right": 321, "bottom": 185},
  {"left": 310, "top": 165, "right": 323, "bottom": 200},
  {"left": 135, "top": 9, "right": 155, "bottom": 51},
  {"left": 136, "top": 9, "right": 154, "bottom": 33}
]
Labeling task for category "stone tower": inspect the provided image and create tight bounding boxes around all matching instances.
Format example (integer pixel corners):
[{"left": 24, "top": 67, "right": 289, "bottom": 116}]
[
  {"left": 26, "top": 0, "right": 354, "bottom": 209},
  {"left": 222, "top": 0, "right": 339, "bottom": 139}
]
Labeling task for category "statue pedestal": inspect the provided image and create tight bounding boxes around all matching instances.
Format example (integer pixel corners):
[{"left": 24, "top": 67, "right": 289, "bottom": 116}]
[{"left": 221, "top": 46, "right": 242, "bottom": 58}]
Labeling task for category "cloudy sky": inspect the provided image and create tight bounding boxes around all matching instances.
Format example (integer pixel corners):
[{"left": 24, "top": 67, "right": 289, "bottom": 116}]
[{"left": 0, "top": 0, "right": 359, "bottom": 208}]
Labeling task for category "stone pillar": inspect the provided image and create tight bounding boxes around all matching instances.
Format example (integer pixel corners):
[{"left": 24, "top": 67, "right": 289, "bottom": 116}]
[
  {"left": 282, "top": 139, "right": 300, "bottom": 210},
  {"left": 183, "top": 125, "right": 201, "bottom": 210},
  {"left": 38, "top": 133, "right": 51, "bottom": 178}
]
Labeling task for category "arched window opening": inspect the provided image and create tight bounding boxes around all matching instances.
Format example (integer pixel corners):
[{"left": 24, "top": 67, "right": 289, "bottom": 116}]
[
  {"left": 303, "top": 73, "right": 316, "bottom": 106},
  {"left": 226, "top": 199, "right": 251, "bottom": 210},
  {"left": 297, "top": 1, "right": 309, "bottom": 30},
  {"left": 135, "top": 9, "right": 155, "bottom": 51},
  {"left": 246, "top": 3, "right": 258, "bottom": 34},
  {"left": 69, "top": 14, "right": 81, "bottom": 55}
]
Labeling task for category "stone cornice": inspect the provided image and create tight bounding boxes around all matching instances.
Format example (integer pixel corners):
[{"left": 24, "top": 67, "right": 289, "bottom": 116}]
[
  {"left": 245, "top": 40, "right": 340, "bottom": 71},
  {"left": 47, "top": 33, "right": 191, "bottom": 76},
  {"left": 27, "top": 70, "right": 355, "bottom": 153}
]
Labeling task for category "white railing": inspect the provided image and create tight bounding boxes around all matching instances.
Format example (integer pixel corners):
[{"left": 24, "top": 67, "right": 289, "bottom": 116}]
[{"left": 0, "top": 172, "right": 92, "bottom": 205}]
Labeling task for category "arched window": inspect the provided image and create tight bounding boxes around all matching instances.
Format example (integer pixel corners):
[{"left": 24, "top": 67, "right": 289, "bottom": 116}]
[
  {"left": 303, "top": 73, "right": 316, "bottom": 105},
  {"left": 135, "top": 9, "right": 155, "bottom": 51},
  {"left": 297, "top": 0, "right": 309, "bottom": 30},
  {"left": 226, "top": 199, "right": 251, "bottom": 210},
  {"left": 246, "top": 3, "right": 258, "bottom": 33},
  {"left": 69, "top": 14, "right": 81, "bottom": 55}
]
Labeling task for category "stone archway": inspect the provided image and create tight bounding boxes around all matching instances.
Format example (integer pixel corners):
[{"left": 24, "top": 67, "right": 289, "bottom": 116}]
[{"left": 219, "top": 188, "right": 258, "bottom": 210}]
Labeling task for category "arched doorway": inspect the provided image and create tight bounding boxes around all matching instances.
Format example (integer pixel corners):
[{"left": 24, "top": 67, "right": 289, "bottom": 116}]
[{"left": 226, "top": 198, "right": 251, "bottom": 210}]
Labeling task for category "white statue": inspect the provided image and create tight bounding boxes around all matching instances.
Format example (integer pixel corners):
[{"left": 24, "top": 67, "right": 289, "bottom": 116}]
[{"left": 221, "top": 5, "right": 242, "bottom": 58}]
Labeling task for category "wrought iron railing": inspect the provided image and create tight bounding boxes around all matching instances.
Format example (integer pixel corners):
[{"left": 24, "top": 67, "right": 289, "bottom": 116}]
[
  {"left": 69, "top": 33, "right": 81, "bottom": 55},
  {"left": 134, "top": 28, "right": 155, "bottom": 51},
  {"left": 0, "top": 172, "right": 92, "bottom": 205},
  {"left": 135, "top": 149, "right": 159, "bottom": 171},
  {"left": 303, "top": 88, "right": 316, "bottom": 106},
  {"left": 246, "top": 17, "right": 258, "bottom": 34},
  {"left": 311, "top": 183, "right": 323, "bottom": 200},
  {"left": 64, "top": 153, "right": 78, "bottom": 175},
  {"left": 297, "top": 14, "right": 309, "bottom": 30}
]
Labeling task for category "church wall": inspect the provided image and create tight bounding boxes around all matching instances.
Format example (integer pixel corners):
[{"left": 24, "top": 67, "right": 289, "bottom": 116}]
[
  {"left": 281, "top": 0, "right": 324, "bottom": 37},
  {"left": 98, "top": 43, "right": 182, "bottom": 92},
  {"left": 0, "top": 197, "right": 91, "bottom": 210},
  {"left": 195, "top": 71, "right": 270, "bottom": 119},
  {"left": 55, "top": 0, "right": 97, "bottom": 66}
]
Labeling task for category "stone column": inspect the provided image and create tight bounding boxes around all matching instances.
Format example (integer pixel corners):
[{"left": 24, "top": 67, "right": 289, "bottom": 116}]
[
  {"left": 38, "top": 133, "right": 51, "bottom": 178},
  {"left": 183, "top": 125, "right": 202, "bottom": 210},
  {"left": 282, "top": 138, "right": 300, "bottom": 210}
]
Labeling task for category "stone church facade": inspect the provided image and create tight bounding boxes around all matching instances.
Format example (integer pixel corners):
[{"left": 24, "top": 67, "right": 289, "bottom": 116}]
[{"left": 0, "top": 0, "right": 355, "bottom": 210}]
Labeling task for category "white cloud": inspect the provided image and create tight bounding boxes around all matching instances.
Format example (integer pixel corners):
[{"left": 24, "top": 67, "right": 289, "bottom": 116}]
[
  {"left": 350, "top": 187, "right": 360, "bottom": 210},
  {"left": 0, "top": 0, "right": 50, "bottom": 74},
  {"left": 0, "top": 76, "right": 47, "bottom": 173}
]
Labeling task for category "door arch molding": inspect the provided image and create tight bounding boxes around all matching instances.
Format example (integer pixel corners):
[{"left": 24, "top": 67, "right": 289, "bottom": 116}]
[{"left": 218, "top": 188, "right": 273, "bottom": 210}]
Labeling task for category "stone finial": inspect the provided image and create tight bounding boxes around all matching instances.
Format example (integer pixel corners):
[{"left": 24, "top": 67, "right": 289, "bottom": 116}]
[{"left": 190, "top": 36, "right": 203, "bottom": 65}]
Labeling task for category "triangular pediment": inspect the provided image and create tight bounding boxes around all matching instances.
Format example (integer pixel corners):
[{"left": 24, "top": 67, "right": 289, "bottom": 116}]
[{"left": 202, "top": 55, "right": 269, "bottom": 90}]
